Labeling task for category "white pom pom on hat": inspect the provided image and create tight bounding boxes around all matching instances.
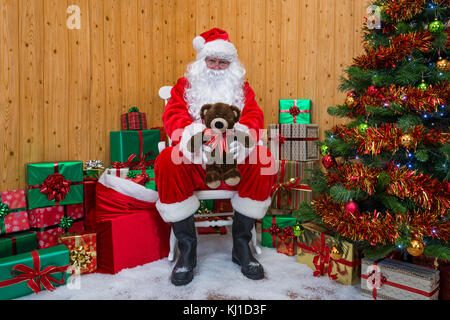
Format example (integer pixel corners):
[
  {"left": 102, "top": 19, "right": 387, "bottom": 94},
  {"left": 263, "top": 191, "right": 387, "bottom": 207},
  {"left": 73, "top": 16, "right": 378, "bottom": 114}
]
[
  {"left": 193, "top": 35, "right": 206, "bottom": 52},
  {"left": 192, "top": 27, "right": 237, "bottom": 60}
]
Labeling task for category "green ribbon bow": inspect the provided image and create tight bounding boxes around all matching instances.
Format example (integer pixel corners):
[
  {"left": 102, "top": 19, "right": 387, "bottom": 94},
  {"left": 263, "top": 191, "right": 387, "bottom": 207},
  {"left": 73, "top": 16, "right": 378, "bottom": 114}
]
[
  {"left": 127, "top": 171, "right": 137, "bottom": 179},
  {"left": 59, "top": 216, "right": 74, "bottom": 229},
  {"left": 0, "top": 203, "right": 10, "bottom": 218},
  {"left": 128, "top": 106, "right": 140, "bottom": 113}
]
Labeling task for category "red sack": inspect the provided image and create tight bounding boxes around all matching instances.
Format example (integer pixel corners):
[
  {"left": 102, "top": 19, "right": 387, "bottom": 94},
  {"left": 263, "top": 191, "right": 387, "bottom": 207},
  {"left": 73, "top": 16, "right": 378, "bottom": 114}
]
[{"left": 94, "top": 174, "right": 169, "bottom": 274}]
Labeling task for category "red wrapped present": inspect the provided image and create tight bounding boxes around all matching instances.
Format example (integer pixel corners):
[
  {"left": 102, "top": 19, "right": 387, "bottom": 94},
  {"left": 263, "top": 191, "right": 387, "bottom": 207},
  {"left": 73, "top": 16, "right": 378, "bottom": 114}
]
[
  {"left": 276, "top": 226, "right": 296, "bottom": 256},
  {"left": 83, "top": 180, "right": 97, "bottom": 232},
  {"left": 94, "top": 173, "right": 169, "bottom": 274},
  {"left": 0, "top": 189, "right": 30, "bottom": 235},
  {"left": 195, "top": 216, "right": 230, "bottom": 235},
  {"left": 58, "top": 231, "right": 97, "bottom": 274},
  {"left": 213, "top": 199, "right": 233, "bottom": 213},
  {"left": 121, "top": 106, "right": 147, "bottom": 130},
  {"left": 28, "top": 204, "right": 85, "bottom": 248}
]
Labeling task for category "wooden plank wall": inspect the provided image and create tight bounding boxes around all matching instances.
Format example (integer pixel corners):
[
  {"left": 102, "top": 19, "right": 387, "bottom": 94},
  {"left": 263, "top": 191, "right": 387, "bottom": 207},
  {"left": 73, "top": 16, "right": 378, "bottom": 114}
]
[{"left": 0, "top": 0, "right": 369, "bottom": 191}]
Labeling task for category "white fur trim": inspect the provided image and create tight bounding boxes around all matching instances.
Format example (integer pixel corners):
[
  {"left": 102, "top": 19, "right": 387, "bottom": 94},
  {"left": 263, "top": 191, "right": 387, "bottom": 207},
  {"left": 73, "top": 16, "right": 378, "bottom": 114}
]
[
  {"left": 231, "top": 194, "right": 272, "bottom": 219},
  {"left": 156, "top": 195, "right": 200, "bottom": 223},
  {"left": 178, "top": 122, "right": 206, "bottom": 164},
  {"left": 98, "top": 172, "right": 159, "bottom": 203},
  {"left": 197, "top": 39, "right": 237, "bottom": 61},
  {"left": 234, "top": 122, "right": 249, "bottom": 134},
  {"left": 193, "top": 36, "right": 206, "bottom": 52}
]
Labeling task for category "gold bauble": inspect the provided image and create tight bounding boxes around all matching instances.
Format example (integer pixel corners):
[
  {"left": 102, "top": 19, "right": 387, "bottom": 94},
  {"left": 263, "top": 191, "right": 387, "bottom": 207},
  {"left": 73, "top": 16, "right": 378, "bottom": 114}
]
[
  {"left": 406, "top": 239, "right": 425, "bottom": 257},
  {"left": 345, "top": 96, "right": 356, "bottom": 107},
  {"left": 400, "top": 134, "right": 413, "bottom": 148},
  {"left": 437, "top": 58, "right": 449, "bottom": 72},
  {"left": 330, "top": 246, "right": 343, "bottom": 260}
]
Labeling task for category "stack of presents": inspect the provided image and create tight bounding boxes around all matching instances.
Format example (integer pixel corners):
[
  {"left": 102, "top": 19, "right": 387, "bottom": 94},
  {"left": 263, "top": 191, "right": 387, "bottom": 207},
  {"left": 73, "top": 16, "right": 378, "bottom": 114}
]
[
  {"left": 1, "top": 103, "right": 448, "bottom": 300},
  {"left": 260, "top": 99, "right": 449, "bottom": 300},
  {"left": 0, "top": 107, "right": 171, "bottom": 299}
]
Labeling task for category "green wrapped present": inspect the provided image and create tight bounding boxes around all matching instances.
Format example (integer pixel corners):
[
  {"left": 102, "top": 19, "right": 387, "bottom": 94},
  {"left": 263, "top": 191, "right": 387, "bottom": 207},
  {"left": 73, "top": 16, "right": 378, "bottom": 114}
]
[
  {"left": 196, "top": 200, "right": 214, "bottom": 214},
  {"left": 27, "top": 162, "right": 84, "bottom": 210},
  {"left": 261, "top": 215, "right": 297, "bottom": 248},
  {"left": 0, "top": 244, "right": 70, "bottom": 299},
  {"left": 279, "top": 99, "right": 311, "bottom": 124},
  {"left": 126, "top": 168, "right": 157, "bottom": 191},
  {"left": 110, "top": 129, "right": 161, "bottom": 164},
  {"left": 0, "top": 231, "right": 37, "bottom": 258}
]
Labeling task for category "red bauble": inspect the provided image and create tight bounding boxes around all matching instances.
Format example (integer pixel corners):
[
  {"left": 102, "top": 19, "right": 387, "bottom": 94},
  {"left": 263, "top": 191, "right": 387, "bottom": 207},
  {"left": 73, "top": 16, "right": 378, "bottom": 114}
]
[
  {"left": 344, "top": 201, "right": 359, "bottom": 215},
  {"left": 322, "top": 155, "right": 336, "bottom": 169}
]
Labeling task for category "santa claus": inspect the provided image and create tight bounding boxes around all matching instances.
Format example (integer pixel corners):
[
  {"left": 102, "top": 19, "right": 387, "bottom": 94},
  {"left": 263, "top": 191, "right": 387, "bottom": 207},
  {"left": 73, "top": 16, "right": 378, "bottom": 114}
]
[{"left": 155, "top": 28, "right": 277, "bottom": 286}]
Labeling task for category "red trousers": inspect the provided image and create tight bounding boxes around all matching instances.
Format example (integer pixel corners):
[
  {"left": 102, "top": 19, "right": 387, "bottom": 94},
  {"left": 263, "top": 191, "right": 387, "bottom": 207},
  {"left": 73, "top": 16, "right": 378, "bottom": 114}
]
[{"left": 154, "top": 145, "right": 277, "bottom": 222}]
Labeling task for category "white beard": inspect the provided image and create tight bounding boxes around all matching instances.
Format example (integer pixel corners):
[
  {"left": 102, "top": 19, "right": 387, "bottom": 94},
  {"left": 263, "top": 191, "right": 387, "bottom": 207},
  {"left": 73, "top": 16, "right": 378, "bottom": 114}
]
[{"left": 184, "top": 59, "right": 246, "bottom": 121}]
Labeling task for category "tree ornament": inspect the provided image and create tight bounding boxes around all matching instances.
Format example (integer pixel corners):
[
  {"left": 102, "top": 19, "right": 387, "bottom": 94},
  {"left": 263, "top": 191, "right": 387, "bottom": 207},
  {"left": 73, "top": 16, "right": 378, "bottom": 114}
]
[
  {"left": 428, "top": 19, "right": 444, "bottom": 34},
  {"left": 358, "top": 122, "right": 369, "bottom": 134},
  {"left": 345, "top": 92, "right": 356, "bottom": 107},
  {"left": 322, "top": 155, "right": 336, "bottom": 169},
  {"left": 320, "top": 144, "right": 329, "bottom": 156},
  {"left": 436, "top": 58, "right": 449, "bottom": 72},
  {"left": 344, "top": 201, "right": 359, "bottom": 215},
  {"left": 330, "top": 246, "right": 343, "bottom": 261},
  {"left": 293, "top": 222, "right": 304, "bottom": 237},
  {"left": 400, "top": 134, "right": 413, "bottom": 148},
  {"left": 407, "top": 238, "right": 425, "bottom": 257},
  {"left": 417, "top": 79, "right": 428, "bottom": 91}
]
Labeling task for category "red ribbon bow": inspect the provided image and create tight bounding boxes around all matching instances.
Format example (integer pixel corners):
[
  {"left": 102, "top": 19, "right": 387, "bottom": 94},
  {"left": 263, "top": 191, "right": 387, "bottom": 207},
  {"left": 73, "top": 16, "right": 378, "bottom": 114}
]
[
  {"left": 289, "top": 106, "right": 301, "bottom": 117},
  {"left": 269, "top": 223, "right": 281, "bottom": 236},
  {"left": 204, "top": 129, "right": 234, "bottom": 155},
  {"left": 278, "top": 226, "right": 294, "bottom": 241},
  {"left": 40, "top": 173, "right": 71, "bottom": 202},
  {"left": 298, "top": 233, "right": 337, "bottom": 279},
  {"left": 0, "top": 251, "right": 69, "bottom": 294}
]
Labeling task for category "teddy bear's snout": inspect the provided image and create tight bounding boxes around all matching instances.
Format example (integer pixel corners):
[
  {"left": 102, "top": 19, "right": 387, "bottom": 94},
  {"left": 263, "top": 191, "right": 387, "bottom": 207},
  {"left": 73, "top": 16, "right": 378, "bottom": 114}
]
[{"left": 211, "top": 118, "right": 228, "bottom": 133}]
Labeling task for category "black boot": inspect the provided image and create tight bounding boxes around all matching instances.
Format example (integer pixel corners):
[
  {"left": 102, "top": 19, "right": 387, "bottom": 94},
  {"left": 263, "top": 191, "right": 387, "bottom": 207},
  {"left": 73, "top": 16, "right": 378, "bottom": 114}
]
[
  {"left": 171, "top": 215, "right": 197, "bottom": 286},
  {"left": 232, "top": 211, "right": 265, "bottom": 280}
]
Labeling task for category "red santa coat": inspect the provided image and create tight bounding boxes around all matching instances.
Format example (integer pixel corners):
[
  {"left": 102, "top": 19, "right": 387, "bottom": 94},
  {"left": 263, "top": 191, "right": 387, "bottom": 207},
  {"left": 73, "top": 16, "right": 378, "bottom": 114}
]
[
  {"left": 155, "top": 77, "right": 276, "bottom": 223},
  {"left": 163, "top": 77, "right": 264, "bottom": 159}
]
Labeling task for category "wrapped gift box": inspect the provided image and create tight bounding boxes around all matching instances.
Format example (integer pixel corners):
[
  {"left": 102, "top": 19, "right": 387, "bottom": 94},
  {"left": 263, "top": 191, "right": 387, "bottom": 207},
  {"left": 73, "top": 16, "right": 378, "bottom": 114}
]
[
  {"left": 95, "top": 210, "right": 170, "bottom": 274},
  {"left": 268, "top": 124, "right": 319, "bottom": 161},
  {"left": 0, "top": 244, "right": 70, "bottom": 300},
  {"left": 28, "top": 204, "right": 85, "bottom": 249},
  {"left": 213, "top": 199, "right": 233, "bottom": 213},
  {"left": 410, "top": 255, "right": 450, "bottom": 300},
  {"left": 261, "top": 215, "right": 297, "bottom": 248},
  {"left": 279, "top": 99, "right": 311, "bottom": 124},
  {"left": 0, "top": 231, "right": 37, "bottom": 258},
  {"left": 267, "top": 208, "right": 292, "bottom": 216},
  {"left": 110, "top": 129, "right": 161, "bottom": 164},
  {"left": 276, "top": 227, "right": 296, "bottom": 256},
  {"left": 121, "top": 107, "right": 148, "bottom": 130},
  {"left": 83, "top": 168, "right": 105, "bottom": 180},
  {"left": 83, "top": 179, "right": 97, "bottom": 232},
  {"left": 361, "top": 258, "right": 440, "bottom": 300},
  {"left": 0, "top": 189, "right": 30, "bottom": 235},
  {"left": 26, "top": 162, "right": 84, "bottom": 210},
  {"left": 297, "top": 222, "right": 361, "bottom": 286},
  {"left": 105, "top": 168, "right": 130, "bottom": 179},
  {"left": 271, "top": 160, "right": 316, "bottom": 210},
  {"left": 58, "top": 231, "right": 97, "bottom": 274},
  {"left": 126, "top": 168, "right": 157, "bottom": 191}
]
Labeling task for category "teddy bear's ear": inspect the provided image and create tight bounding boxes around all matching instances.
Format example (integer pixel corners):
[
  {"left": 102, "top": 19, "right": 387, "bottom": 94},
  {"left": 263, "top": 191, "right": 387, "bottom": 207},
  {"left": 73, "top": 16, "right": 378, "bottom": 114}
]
[
  {"left": 230, "top": 105, "right": 241, "bottom": 121},
  {"left": 200, "top": 104, "right": 213, "bottom": 120}
]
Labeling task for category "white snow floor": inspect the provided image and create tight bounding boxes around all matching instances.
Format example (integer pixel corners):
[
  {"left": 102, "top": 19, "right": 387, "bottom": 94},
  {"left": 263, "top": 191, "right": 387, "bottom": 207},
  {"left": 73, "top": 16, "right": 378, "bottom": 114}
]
[{"left": 18, "top": 227, "right": 369, "bottom": 300}]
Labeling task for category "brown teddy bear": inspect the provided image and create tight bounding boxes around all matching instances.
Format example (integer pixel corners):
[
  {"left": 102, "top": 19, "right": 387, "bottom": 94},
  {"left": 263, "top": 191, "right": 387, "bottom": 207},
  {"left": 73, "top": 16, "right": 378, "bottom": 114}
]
[{"left": 187, "top": 103, "right": 254, "bottom": 189}]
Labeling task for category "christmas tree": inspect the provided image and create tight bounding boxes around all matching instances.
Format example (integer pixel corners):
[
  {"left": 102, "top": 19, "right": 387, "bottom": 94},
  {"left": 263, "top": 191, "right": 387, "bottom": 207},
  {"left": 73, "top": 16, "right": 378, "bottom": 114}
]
[{"left": 295, "top": 0, "right": 450, "bottom": 262}]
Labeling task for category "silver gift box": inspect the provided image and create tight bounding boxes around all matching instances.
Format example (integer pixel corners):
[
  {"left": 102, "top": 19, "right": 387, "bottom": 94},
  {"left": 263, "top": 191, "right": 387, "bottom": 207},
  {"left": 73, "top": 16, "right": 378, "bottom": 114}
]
[
  {"left": 268, "top": 124, "right": 319, "bottom": 161},
  {"left": 361, "top": 258, "right": 440, "bottom": 300}
]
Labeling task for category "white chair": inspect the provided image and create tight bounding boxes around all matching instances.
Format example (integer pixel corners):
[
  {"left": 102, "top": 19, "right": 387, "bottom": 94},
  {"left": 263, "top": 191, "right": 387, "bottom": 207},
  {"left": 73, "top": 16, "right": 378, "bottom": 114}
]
[{"left": 158, "top": 86, "right": 261, "bottom": 261}]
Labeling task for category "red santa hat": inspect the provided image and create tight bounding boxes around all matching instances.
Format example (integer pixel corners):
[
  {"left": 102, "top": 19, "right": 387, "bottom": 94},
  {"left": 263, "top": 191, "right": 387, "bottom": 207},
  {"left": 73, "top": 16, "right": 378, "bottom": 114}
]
[{"left": 192, "top": 28, "right": 237, "bottom": 60}]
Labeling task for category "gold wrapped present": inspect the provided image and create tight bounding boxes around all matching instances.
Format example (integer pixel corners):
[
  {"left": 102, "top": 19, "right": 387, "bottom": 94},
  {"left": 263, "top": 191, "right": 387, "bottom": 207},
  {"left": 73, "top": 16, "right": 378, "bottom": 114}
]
[{"left": 297, "top": 222, "right": 361, "bottom": 285}]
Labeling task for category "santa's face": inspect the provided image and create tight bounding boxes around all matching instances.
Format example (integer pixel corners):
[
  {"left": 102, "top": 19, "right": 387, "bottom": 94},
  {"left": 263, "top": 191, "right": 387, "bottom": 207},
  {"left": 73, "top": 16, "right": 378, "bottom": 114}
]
[
  {"left": 205, "top": 57, "right": 231, "bottom": 70},
  {"left": 184, "top": 56, "right": 246, "bottom": 121}
]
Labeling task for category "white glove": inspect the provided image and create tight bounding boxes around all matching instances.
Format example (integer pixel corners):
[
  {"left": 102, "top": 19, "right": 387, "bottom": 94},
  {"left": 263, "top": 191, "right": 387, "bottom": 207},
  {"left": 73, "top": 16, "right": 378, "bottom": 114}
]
[
  {"left": 229, "top": 140, "right": 249, "bottom": 161},
  {"left": 202, "top": 144, "right": 212, "bottom": 164}
]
